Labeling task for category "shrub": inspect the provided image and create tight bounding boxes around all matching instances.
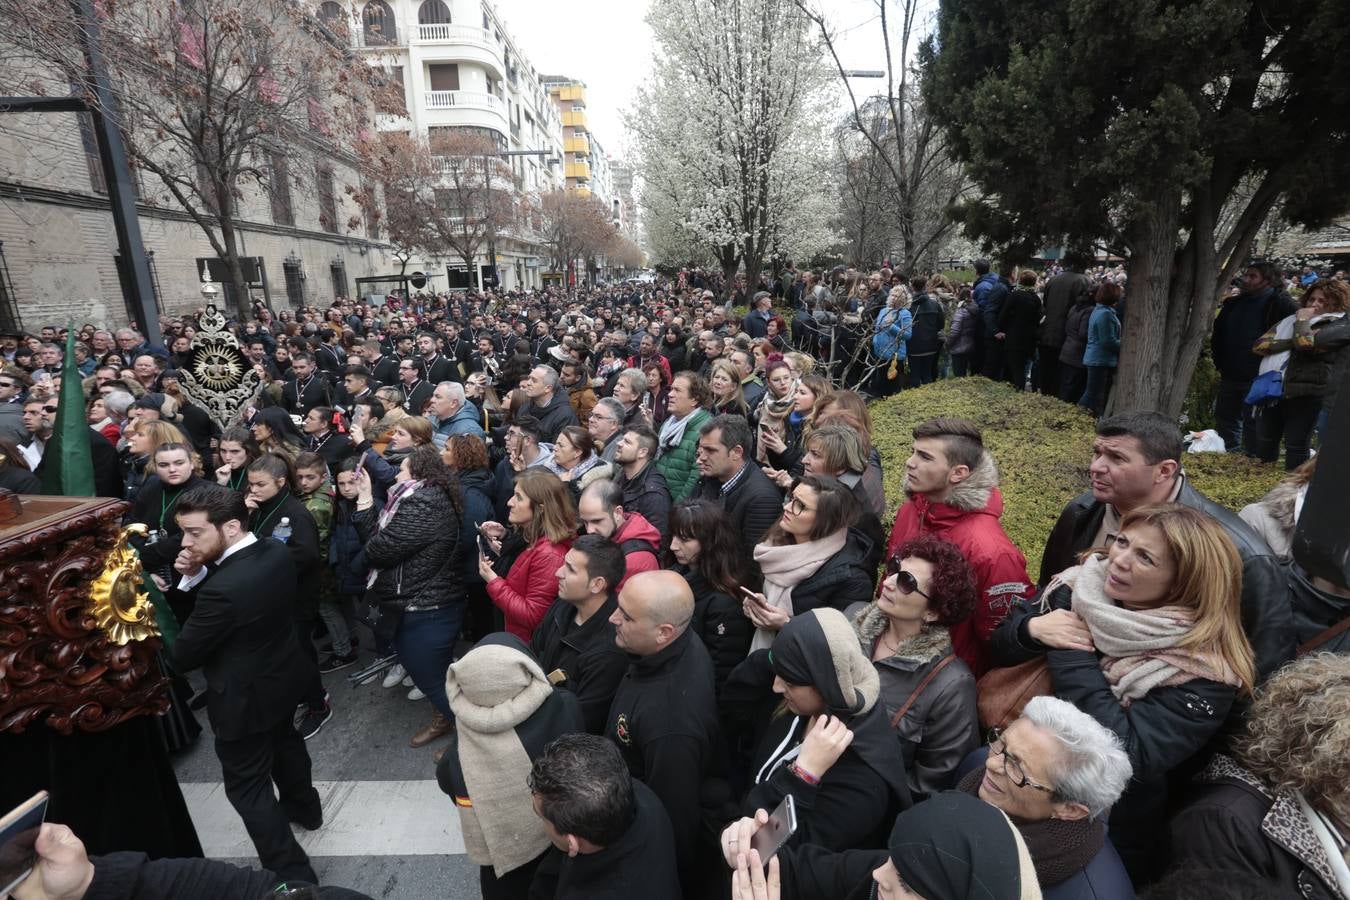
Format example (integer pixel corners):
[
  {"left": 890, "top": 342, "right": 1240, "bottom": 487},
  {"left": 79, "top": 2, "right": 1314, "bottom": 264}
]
[{"left": 870, "top": 377, "right": 1284, "bottom": 582}]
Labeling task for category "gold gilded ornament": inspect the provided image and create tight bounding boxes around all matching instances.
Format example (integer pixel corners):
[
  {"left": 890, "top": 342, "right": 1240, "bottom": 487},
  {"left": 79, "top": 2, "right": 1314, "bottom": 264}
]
[{"left": 88, "top": 524, "right": 161, "bottom": 645}]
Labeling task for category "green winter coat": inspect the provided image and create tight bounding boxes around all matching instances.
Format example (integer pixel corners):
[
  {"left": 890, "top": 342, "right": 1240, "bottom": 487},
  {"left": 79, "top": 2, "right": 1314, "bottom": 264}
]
[{"left": 655, "top": 408, "right": 710, "bottom": 502}]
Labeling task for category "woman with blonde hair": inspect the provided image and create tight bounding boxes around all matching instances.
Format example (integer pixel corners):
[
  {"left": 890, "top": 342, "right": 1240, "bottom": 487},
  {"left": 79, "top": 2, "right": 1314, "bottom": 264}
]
[
  {"left": 708, "top": 358, "right": 751, "bottom": 419},
  {"left": 990, "top": 503, "right": 1256, "bottom": 883},
  {"left": 478, "top": 468, "right": 576, "bottom": 642},
  {"left": 120, "top": 418, "right": 192, "bottom": 502},
  {"left": 760, "top": 373, "right": 832, "bottom": 476},
  {"left": 1171, "top": 653, "right": 1350, "bottom": 900}
]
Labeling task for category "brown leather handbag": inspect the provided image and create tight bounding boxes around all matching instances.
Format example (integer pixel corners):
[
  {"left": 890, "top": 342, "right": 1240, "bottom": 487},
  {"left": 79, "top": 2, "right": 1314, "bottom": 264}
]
[{"left": 976, "top": 656, "right": 1052, "bottom": 731}]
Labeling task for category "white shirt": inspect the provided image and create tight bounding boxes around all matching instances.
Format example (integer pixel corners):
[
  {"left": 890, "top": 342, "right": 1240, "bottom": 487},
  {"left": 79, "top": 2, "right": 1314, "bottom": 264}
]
[{"left": 176, "top": 532, "right": 258, "bottom": 592}]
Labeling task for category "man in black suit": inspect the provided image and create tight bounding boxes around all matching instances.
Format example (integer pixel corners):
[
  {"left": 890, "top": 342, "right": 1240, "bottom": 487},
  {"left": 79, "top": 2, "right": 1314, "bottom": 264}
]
[
  {"left": 360, "top": 339, "right": 400, "bottom": 388},
  {"left": 692, "top": 414, "right": 782, "bottom": 559},
  {"left": 169, "top": 485, "right": 323, "bottom": 885},
  {"left": 280, "top": 353, "right": 330, "bottom": 416},
  {"left": 414, "top": 332, "right": 458, "bottom": 384},
  {"left": 396, "top": 358, "right": 433, "bottom": 415}
]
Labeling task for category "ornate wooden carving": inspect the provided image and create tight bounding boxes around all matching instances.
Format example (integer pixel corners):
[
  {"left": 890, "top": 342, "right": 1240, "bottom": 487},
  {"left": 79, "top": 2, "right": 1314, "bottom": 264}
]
[{"left": 0, "top": 497, "right": 169, "bottom": 734}]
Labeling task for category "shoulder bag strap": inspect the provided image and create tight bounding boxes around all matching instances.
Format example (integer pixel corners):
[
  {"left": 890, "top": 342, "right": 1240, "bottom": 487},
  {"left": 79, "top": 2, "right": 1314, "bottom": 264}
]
[
  {"left": 1298, "top": 616, "right": 1350, "bottom": 656},
  {"left": 890, "top": 653, "right": 957, "bottom": 730}
]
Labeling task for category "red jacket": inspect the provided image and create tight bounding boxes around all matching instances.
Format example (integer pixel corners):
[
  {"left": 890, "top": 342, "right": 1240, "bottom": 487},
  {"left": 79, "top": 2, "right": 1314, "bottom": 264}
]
[
  {"left": 488, "top": 535, "right": 572, "bottom": 641},
  {"left": 612, "top": 512, "right": 661, "bottom": 590},
  {"left": 884, "top": 454, "right": 1033, "bottom": 677}
]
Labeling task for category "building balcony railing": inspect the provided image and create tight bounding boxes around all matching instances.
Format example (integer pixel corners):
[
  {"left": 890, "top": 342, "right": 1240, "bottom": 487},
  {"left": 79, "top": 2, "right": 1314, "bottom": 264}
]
[
  {"left": 563, "top": 136, "right": 589, "bottom": 154},
  {"left": 415, "top": 23, "right": 494, "bottom": 48},
  {"left": 561, "top": 110, "right": 586, "bottom": 127},
  {"left": 565, "top": 162, "right": 590, "bottom": 179},
  {"left": 425, "top": 90, "right": 506, "bottom": 114}
]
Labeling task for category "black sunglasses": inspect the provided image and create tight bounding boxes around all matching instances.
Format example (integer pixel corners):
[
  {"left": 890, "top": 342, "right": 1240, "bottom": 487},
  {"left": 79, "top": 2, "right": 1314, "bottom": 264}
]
[{"left": 884, "top": 556, "right": 931, "bottom": 600}]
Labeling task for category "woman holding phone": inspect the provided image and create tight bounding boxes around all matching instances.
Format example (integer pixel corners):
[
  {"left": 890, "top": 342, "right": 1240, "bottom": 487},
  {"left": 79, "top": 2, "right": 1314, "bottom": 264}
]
[{"left": 743, "top": 475, "right": 873, "bottom": 651}]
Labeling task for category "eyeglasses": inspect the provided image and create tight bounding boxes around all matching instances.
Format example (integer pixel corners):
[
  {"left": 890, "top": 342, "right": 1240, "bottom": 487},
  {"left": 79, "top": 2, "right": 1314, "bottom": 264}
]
[
  {"left": 884, "top": 556, "right": 932, "bottom": 601},
  {"left": 782, "top": 494, "right": 814, "bottom": 516},
  {"left": 987, "top": 729, "right": 1055, "bottom": 794}
]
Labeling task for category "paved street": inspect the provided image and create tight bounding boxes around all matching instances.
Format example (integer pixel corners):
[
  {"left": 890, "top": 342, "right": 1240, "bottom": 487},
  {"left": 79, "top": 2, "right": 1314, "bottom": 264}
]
[{"left": 173, "top": 661, "right": 481, "bottom": 899}]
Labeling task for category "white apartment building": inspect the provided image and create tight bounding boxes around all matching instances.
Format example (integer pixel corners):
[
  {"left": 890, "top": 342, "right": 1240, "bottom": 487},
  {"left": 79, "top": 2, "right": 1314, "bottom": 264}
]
[{"left": 326, "top": 0, "right": 566, "bottom": 291}]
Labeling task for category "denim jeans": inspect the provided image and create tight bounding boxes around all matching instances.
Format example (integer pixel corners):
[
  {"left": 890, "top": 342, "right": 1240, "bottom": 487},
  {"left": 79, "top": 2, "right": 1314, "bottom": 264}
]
[
  {"left": 909, "top": 354, "right": 938, "bottom": 386},
  {"left": 1079, "top": 365, "right": 1115, "bottom": 417},
  {"left": 1215, "top": 377, "right": 1259, "bottom": 455},
  {"left": 394, "top": 604, "right": 463, "bottom": 721}
]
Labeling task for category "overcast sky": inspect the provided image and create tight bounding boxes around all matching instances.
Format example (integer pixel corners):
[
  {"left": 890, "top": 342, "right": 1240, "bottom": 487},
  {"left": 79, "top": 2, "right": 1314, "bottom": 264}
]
[{"left": 498, "top": 0, "right": 939, "bottom": 163}]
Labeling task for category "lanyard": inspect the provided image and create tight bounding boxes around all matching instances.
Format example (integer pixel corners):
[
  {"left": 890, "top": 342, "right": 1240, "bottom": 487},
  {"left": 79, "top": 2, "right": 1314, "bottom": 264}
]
[
  {"left": 295, "top": 374, "right": 314, "bottom": 403},
  {"left": 253, "top": 492, "right": 290, "bottom": 535},
  {"left": 159, "top": 484, "right": 186, "bottom": 530},
  {"left": 227, "top": 468, "right": 246, "bottom": 492}
]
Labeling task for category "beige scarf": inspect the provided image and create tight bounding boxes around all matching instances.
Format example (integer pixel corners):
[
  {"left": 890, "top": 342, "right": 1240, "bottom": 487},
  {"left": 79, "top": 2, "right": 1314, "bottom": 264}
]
[
  {"left": 1061, "top": 555, "right": 1240, "bottom": 705},
  {"left": 445, "top": 643, "right": 555, "bottom": 876},
  {"left": 751, "top": 530, "right": 847, "bottom": 651}
]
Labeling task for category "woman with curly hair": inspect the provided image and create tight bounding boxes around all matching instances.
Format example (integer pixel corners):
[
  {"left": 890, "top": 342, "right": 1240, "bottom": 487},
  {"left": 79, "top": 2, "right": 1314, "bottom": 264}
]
[
  {"left": 1171, "top": 653, "right": 1350, "bottom": 900},
  {"left": 850, "top": 537, "right": 981, "bottom": 800}
]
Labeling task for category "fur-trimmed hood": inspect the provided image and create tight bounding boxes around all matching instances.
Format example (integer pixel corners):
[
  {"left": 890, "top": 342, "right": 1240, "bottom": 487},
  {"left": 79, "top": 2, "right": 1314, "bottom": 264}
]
[
  {"left": 853, "top": 603, "right": 954, "bottom": 664},
  {"left": 906, "top": 450, "right": 1000, "bottom": 514}
]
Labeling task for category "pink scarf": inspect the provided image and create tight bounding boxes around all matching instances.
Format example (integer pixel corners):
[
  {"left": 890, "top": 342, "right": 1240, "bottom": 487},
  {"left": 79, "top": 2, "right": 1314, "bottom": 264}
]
[
  {"left": 366, "top": 478, "right": 422, "bottom": 589},
  {"left": 750, "top": 530, "right": 847, "bottom": 650}
]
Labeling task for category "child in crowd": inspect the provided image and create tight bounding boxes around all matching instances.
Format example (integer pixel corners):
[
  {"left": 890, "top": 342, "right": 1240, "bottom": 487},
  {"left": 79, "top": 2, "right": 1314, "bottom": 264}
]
[{"left": 296, "top": 451, "right": 353, "bottom": 672}]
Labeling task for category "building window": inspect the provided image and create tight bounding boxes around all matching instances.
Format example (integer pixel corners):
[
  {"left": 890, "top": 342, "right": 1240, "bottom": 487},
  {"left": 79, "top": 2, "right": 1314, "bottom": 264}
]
[
  {"left": 283, "top": 255, "right": 305, "bottom": 306},
  {"left": 76, "top": 112, "right": 107, "bottom": 195},
  {"left": 269, "top": 153, "right": 294, "bottom": 226},
  {"left": 417, "top": 0, "right": 451, "bottom": 24},
  {"left": 0, "top": 242, "right": 20, "bottom": 335},
  {"left": 316, "top": 166, "right": 338, "bottom": 233},
  {"left": 330, "top": 260, "right": 349, "bottom": 300},
  {"left": 428, "top": 63, "right": 459, "bottom": 92},
  {"left": 362, "top": 0, "right": 397, "bottom": 45},
  {"left": 317, "top": 0, "right": 346, "bottom": 34}
]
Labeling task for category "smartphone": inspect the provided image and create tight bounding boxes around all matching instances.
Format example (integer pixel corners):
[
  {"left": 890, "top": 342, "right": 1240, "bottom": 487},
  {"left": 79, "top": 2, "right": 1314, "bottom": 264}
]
[
  {"left": 0, "top": 791, "right": 49, "bottom": 896},
  {"left": 477, "top": 533, "right": 498, "bottom": 559},
  {"left": 740, "top": 586, "right": 769, "bottom": 607},
  {"left": 749, "top": 794, "right": 797, "bottom": 863}
]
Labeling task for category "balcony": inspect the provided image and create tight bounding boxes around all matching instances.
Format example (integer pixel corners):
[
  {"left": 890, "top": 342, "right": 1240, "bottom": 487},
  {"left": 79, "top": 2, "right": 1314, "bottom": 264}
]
[
  {"left": 561, "top": 110, "right": 587, "bottom": 128},
  {"left": 416, "top": 23, "right": 490, "bottom": 46},
  {"left": 563, "top": 136, "right": 589, "bottom": 154},
  {"left": 553, "top": 85, "right": 584, "bottom": 102},
  {"left": 565, "top": 161, "right": 590, "bottom": 179},
  {"left": 425, "top": 90, "right": 505, "bottom": 113}
]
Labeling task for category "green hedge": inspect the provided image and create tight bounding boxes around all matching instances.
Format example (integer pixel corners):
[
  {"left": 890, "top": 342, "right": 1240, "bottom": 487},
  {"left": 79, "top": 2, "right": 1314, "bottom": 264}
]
[{"left": 869, "top": 378, "right": 1283, "bottom": 582}]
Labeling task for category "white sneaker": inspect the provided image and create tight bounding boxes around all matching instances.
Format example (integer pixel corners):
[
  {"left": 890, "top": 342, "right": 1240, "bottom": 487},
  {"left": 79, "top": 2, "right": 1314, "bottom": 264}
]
[
  {"left": 407, "top": 685, "right": 426, "bottom": 701},
  {"left": 381, "top": 664, "right": 406, "bottom": 690},
  {"left": 401, "top": 675, "right": 414, "bottom": 688}
]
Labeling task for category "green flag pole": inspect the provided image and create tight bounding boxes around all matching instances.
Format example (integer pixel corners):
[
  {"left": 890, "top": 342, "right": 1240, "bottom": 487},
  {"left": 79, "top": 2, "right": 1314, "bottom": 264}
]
[{"left": 40, "top": 324, "right": 96, "bottom": 496}]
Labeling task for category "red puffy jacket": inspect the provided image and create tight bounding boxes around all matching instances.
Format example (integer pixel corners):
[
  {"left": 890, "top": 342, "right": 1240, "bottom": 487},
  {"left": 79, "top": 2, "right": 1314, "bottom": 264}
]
[
  {"left": 488, "top": 535, "right": 572, "bottom": 641},
  {"left": 884, "top": 454, "right": 1034, "bottom": 677},
  {"left": 612, "top": 511, "right": 662, "bottom": 590}
]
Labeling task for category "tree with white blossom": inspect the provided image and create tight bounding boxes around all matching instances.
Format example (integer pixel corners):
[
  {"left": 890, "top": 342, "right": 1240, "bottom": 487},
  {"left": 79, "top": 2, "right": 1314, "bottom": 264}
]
[{"left": 632, "top": 0, "right": 837, "bottom": 292}]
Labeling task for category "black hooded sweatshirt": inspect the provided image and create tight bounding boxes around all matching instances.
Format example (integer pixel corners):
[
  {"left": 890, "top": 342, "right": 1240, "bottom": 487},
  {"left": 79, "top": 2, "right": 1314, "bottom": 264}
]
[{"left": 742, "top": 611, "right": 912, "bottom": 853}]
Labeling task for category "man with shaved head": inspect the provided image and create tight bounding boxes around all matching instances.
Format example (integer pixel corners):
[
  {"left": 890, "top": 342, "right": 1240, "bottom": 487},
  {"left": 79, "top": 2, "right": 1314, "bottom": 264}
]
[{"left": 605, "top": 571, "right": 722, "bottom": 896}]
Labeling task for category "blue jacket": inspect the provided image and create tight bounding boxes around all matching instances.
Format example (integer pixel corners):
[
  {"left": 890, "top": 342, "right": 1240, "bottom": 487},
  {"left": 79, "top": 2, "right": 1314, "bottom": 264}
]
[
  {"left": 329, "top": 495, "right": 381, "bottom": 596},
  {"left": 1082, "top": 304, "right": 1122, "bottom": 367},
  {"left": 431, "top": 400, "right": 486, "bottom": 448},
  {"left": 872, "top": 306, "right": 913, "bottom": 362},
  {"left": 456, "top": 468, "right": 496, "bottom": 585},
  {"left": 978, "top": 275, "right": 1012, "bottom": 336}
]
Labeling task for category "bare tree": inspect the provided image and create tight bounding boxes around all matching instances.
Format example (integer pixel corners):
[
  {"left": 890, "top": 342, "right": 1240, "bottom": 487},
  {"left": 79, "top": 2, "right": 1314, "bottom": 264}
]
[
  {"left": 795, "top": 0, "right": 967, "bottom": 272},
  {"left": 0, "top": 0, "right": 380, "bottom": 315},
  {"left": 537, "top": 189, "right": 616, "bottom": 284}
]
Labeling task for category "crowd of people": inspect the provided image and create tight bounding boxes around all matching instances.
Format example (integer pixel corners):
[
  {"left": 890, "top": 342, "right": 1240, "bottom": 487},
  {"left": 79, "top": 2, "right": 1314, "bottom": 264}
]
[{"left": 2, "top": 272, "right": 1347, "bottom": 900}]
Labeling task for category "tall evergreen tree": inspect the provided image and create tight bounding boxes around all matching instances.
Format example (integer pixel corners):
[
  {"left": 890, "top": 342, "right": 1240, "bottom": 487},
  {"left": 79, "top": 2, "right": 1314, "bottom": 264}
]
[{"left": 923, "top": 0, "right": 1350, "bottom": 414}]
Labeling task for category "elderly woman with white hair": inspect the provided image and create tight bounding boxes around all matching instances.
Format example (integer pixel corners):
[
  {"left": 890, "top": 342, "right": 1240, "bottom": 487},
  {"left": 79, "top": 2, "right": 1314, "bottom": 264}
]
[{"left": 949, "top": 696, "right": 1136, "bottom": 899}]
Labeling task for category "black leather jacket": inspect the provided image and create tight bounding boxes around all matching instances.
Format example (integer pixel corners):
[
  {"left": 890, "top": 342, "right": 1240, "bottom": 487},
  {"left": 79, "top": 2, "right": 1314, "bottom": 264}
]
[{"left": 1038, "top": 478, "right": 1295, "bottom": 684}]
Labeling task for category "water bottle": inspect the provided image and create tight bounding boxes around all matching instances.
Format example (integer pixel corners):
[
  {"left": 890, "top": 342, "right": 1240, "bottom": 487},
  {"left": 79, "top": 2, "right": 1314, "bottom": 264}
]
[{"left": 273, "top": 517, "right": 292, "bottom": 544}]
